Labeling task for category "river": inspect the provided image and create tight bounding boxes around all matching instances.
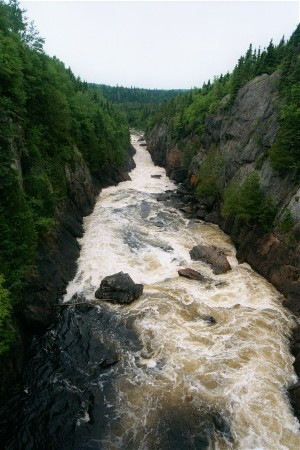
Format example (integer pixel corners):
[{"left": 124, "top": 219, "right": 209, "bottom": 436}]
[{"left": 3, "top": 133, "right": 300, "bottom": 449}]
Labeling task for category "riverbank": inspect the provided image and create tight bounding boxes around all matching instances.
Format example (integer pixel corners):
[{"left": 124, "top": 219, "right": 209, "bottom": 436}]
[
  {"left": 1, "top": 135, "right": 299, "bottom": 449},
  {"left": 146, "top": 71, "right": 300, "bottom": 418},
  {"left": 144, "top": 122, "right": 300, "bottom": 420},
  {"left": 0, "top": 145, "right": 136, "bottom": 402},
  {"left": 157, "top": 179, "right": 300, "bottom": 420}
]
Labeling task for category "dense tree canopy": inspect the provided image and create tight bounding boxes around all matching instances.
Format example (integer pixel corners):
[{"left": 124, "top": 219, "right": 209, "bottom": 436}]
[
  {"left": 222, "top": 173, "right": 276, "bottom": 231},
  {"left": 0, "top": 0, "right": 130, "bottom": 353},
  {"left": 91, "top": 84, "right": 185, "bottom": 129},
  {"left": 147, "top": 25, "right": 300, "bottom": 161},
  {"left": 269, "top": 25, "right": 300, "bottom": 173}
]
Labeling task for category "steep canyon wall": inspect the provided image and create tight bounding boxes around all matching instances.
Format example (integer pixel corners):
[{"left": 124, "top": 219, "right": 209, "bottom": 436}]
[
  {"left": 147, "top": 72, "right": 300, "bottom": 314},
  {"left": 146, "top": 73, "right": 300, "bottom": 416},
  {"left": 0, "top": 147, "right": 136, "bottom": 400}
]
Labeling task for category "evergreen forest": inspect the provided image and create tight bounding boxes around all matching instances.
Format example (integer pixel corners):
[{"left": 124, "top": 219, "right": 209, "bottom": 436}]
[
  {"left": 145, "top": 26, "right": 300, "bottom": 176},
  {"left": 0, "top": 0, "right": 130, "bottom": 354},
  {"left": 1, "top": 0, "right": 300, "bottom": 360},
  {"left": 91, "top": 84, "right": 184, "bottom": 129}
]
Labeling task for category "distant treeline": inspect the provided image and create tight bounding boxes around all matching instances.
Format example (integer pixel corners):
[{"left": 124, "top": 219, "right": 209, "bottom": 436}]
[
  {"left": 0, "top": 0, "right": 129, "bottom": 353},
  {"left": 89, "top": 84, "right": 186, "bottom": 129}
]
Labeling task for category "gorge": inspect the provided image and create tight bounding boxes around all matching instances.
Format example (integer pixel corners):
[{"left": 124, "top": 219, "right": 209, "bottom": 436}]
[
  {"left": 1, "top": 1, "right": 300, "bottom": 448},
  {"left": 1, "top": 135, "right": 299, "bottom": 449}
]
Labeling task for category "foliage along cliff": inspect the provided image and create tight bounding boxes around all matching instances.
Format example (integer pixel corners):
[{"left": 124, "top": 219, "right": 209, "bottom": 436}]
[
  {"left": 146, "top": 25, "right": 300, "bottom": 315},
  {"left": 0, "top": 0, "right": 133, "bottom": 394}
]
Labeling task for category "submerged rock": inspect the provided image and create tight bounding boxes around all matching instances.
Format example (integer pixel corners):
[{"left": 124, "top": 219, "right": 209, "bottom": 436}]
[
  {"left": 190, "top": 244, "right": 231, "bottom": 275},
  {"left": 151, "top": 174, "right": 162, "bottom": 179},
  {"left": 178, "top": 268, "right": 207, "bottom": 282},
  {"left": 95, "top": 272, "right": 143, "bottom": 304},
  {"left": 0, "top": 303, "right": 142, "bottom": 450},
  {"left": 201, "top": 315, "right": 217, "bottom": 325}
]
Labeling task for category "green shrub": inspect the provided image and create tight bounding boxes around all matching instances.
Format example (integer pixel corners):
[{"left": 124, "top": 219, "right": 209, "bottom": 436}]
[
  {"left": 278, "top": 209, "right": 294, "bottom": 233},
  {"left": 0, "top": 275, "right": 15, "bottom": 355},
  {"left": 195, "top": 144, "right": 225, "bottom": 199},
  {"left": 222, "top": 172, "right": 276, "bottom": 231},
  {"left": 35, "top": 217, "right": 57, "bottom": 236}
]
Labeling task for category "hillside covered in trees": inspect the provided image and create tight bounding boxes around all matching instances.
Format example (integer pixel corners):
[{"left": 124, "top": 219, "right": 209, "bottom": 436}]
[
  {"left": 147, "top": 25, "right": 300, "bottom": 227},
  {"left": 146, "top": 28, "right": 300, "bottom": 175},
  {"left": 90, "top": 84, "right": 185, "bottom": 129},
  {"left": 146, "top": 24, "right": 300, "bottom": 307},
  {"left": 0, "top": 0, "right": 130, "bottom": 357}
]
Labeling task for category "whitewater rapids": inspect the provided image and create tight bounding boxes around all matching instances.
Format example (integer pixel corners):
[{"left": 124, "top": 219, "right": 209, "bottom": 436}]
[
  {"left": 62, "top": 134, "right": 300, "bottom": 449},
  {"left": 4, "top": 133, "right": 299, "bottom": 450}
]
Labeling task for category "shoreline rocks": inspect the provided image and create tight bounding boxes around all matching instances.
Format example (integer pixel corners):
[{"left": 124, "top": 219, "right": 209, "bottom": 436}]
[
  {"left": 145, "top": 72, "right": 300, "bottom": 420},
  {"left": 20, "top": 146, "right": 136, "bottom": 334}
]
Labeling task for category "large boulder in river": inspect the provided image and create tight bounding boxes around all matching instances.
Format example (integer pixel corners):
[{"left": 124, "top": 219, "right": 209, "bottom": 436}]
[
  {"left": 95, "top": 272, "right": 143, "bottom": 304},
  {"left": 189, "top": 244, "right": 231, "bottom": 275}
]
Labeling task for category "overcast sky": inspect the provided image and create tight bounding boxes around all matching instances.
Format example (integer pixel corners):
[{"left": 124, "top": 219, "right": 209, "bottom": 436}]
[{"left": 19, "top": 1, "right": 299, "bottom": 89}]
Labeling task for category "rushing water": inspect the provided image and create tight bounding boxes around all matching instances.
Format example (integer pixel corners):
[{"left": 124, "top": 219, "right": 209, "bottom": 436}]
[{"left": 3, "top": 134, "right": 300, "bottom": 450}]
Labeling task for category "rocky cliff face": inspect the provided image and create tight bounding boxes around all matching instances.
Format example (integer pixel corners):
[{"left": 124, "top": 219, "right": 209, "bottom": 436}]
[
  {"left": 146, "top": 73, "right": 300, "bottom": 416},
  {"left": 147, "top": 71, "right": 300, "bottom": 313},
  {"left": 210, "top": 72, "right": 280, "bottom": 179},
  {"left": 0, "top": 147, "right": 136, "bottom": 400},
  {"left": 19, "top": 149, "right": 136, "bottom": 334},
  {"left": 19, "top": 151, "right": 135, "bottom": 333},
  {"left": 147, "top": 123, "right": 188, "bottom": 183}
]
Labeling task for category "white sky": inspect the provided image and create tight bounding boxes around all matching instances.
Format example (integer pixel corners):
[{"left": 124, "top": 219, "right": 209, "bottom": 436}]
[{"left": 19, "top": 1, "right": 299, "bottom": 89}]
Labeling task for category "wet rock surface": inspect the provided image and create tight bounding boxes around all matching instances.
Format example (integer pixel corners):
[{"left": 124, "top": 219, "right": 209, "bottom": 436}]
[
  {"left": 178, "top": 268, "right": 207, "bottom": 282},
  {"left": 0, "top": 302, "right": 142, "bottom": 450},
  {"left": 289, "top": 328, "right": 300, "bottom": 419},
  {"left": 201, "top": 315, "right": 217, "bottom": 325},
  {"left": 0, "top": 302, "right": 230, "bottom": 450},
  {"left": 95, "top": 272, "right": 144, "bottom": 304},
  {"left": 20, "top": 146, "right": 136, "bottom": 334},
  {"left": 190, "top": 244, "right": 231, "bottom": 275}
]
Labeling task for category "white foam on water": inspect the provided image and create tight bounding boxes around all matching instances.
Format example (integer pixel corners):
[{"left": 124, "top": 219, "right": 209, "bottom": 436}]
[{"left": 63, "top": 134, "right": 300, "bottom": 449}]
